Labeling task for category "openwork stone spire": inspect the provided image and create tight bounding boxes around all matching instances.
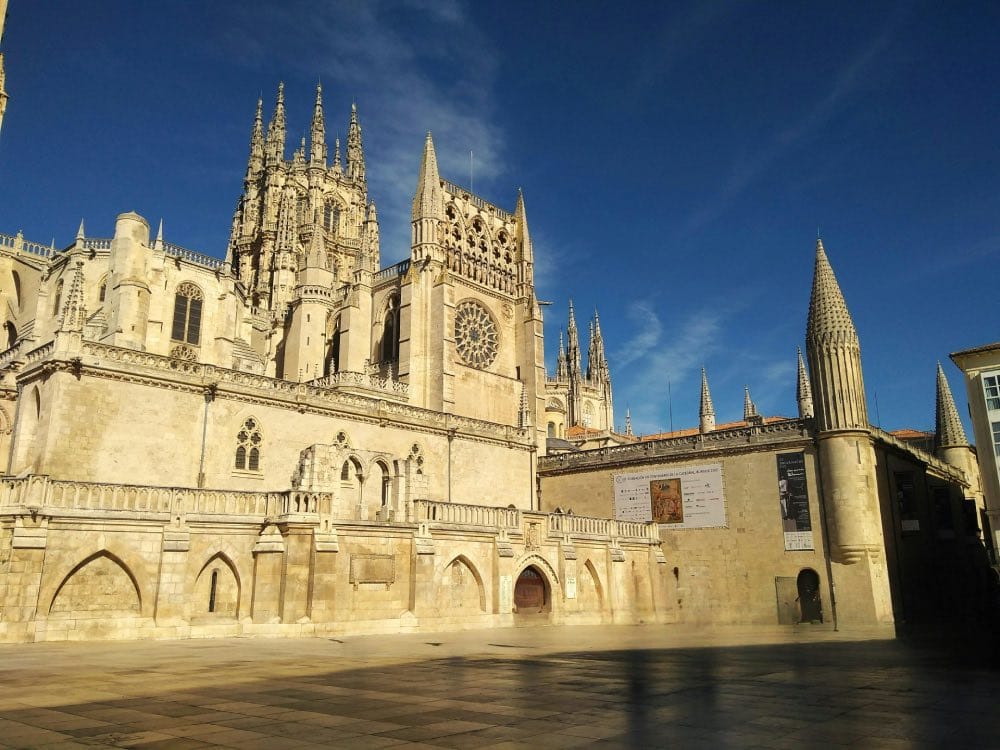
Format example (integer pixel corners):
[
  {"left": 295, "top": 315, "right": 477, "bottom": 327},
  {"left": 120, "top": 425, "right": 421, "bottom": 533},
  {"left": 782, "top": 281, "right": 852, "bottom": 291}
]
[
  {"left": 310, "top": 83, "right": 327, "bottom": 165},
  {"left": 797, "top": 347, "right": 814, "bottom": 419},
  {"left": 699, "top": 367, "right": 715, "bottom": 434},
  {"left": 935, "top": 362, "right": 968, "bottom": 449},
  {"left": 59, "top": 261, "right": 86, "bottom": 333},
  {"left": 805, "top": 239, "right": 869, "bottom": 432},
  {"left": 347, "top": 103, "right": 365, "bottom": 182},
  {"left": 265, "top": 82, "right": 286, "bottom": 163}
]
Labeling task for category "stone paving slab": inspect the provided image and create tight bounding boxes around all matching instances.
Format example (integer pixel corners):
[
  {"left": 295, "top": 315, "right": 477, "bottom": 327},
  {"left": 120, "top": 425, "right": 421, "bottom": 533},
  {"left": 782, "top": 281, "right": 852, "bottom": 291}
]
[{"left": 0, "top": 624, "right": 996, "bottom": 748}]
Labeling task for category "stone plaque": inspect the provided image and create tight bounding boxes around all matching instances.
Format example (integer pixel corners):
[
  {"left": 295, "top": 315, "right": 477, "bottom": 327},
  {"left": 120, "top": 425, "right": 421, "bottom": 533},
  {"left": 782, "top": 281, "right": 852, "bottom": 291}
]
[
  {"left": 499, "top": 574, "right": 513, "bottom": 611},
  {"left": 566, "top": 576, "right": 577, "bottom": 599},
  {"left": 349, "top": 554, "right": 395, "bottom": 585}
]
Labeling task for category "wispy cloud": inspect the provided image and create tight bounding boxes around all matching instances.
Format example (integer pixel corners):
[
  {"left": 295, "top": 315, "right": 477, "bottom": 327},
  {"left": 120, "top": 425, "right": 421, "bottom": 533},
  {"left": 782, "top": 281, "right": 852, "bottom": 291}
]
[
  {"left": 221, "top": 1, "right": 505, "bottom": 262},
  {"left": 683, "top": 24, "right": 897, "bottom": 235},
  {"left": 614, "top": 301, "right": 724, "bottom": 434}
]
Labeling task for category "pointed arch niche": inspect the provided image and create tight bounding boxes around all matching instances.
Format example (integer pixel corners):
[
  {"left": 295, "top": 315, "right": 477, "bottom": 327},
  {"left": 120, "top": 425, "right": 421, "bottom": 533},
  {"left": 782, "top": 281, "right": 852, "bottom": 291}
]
[
  {"left": 443, "top": 555, "right": 486, "bottom": 613},
  {"left": 193, "top": 553, "right": 240, "bottom": 617},
  {"left": 49, "top": 551, "right": 141, "bottom": 617}
]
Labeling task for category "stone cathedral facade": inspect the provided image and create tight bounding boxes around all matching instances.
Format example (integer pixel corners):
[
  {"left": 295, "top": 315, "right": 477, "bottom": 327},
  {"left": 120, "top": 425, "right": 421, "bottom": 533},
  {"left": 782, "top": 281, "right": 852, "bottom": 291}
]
[{"left": 0, "top": 83, "right": 993, "bottom": 642}]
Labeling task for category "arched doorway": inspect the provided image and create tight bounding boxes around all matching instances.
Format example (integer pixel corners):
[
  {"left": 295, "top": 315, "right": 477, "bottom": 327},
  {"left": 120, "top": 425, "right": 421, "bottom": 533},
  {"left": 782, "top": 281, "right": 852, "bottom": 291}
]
[
  {"left": 514, "top": 565, "right": 550, "bottom": 615},
  {"left": 797, "top": 568, "right": 823, "bottom": 623}
]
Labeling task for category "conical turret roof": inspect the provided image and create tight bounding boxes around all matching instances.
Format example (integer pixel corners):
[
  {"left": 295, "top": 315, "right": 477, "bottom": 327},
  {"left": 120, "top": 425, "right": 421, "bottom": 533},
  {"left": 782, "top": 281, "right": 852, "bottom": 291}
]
[
  {"left": 412, "top": 132, "right": 443, "bottom": 220},
  {"left": 806, "top": 239, "right": 858, "bottom": 344},
  {"left": 935, "top": 362, "right": 968, "bottom": 448}
]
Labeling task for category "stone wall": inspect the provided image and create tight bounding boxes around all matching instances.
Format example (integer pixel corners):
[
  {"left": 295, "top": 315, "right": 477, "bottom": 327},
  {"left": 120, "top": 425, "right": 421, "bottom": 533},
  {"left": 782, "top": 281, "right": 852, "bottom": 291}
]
[{"left": 0, "top": 476, "right": 668, "bottom": 642}]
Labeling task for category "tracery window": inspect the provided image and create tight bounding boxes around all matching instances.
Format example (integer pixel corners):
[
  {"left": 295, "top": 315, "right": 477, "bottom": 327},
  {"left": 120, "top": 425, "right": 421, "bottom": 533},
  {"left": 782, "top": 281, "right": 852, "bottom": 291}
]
[
  {"left": 234, "top": 417, "right": 262, "bottom": 471},
  {"left": 323, "top": 200, "right": 340, "bottom": 234},
  {"left": 171, "top": 282, "right": 203, "bottom": 345}
]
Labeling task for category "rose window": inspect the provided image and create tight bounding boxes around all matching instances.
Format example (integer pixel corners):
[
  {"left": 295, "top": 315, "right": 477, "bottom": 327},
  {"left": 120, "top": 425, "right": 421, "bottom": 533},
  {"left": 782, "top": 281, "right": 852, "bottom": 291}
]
[{"left": 454, "top": 300, "right": 499, "bottom": 369}]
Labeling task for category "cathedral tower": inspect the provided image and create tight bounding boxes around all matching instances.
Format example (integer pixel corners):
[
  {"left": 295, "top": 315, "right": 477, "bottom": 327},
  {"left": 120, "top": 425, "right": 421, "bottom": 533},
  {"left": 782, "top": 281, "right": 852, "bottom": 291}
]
[
  {"left": 227, "top": 85, "right": 373, "bottom": 377},
  {"left": 805, "top": 239, "right": 892, "bottom": 624}
]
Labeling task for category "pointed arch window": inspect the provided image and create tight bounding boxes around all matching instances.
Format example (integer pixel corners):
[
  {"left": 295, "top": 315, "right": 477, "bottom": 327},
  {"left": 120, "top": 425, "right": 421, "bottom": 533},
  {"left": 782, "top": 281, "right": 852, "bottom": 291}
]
[
  {"left": 380, "top": 293, "right": 401, "bottom": 363},
  {"left": 234, "top": 417, "right": 263, "bottom": 471},
  {"left": 171, "top": 282, "right": 203, "bottom": 345},
  {"left": 323, "top": 200, "right": 341, "bottom": 235}
]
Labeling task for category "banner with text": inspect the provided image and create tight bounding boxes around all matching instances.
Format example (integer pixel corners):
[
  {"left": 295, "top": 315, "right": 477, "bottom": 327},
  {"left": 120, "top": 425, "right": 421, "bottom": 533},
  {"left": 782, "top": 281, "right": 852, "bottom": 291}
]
[
  {"left": 776, "top": 451, "right": 813, "bottom": 550},
  {"left": 613, "top": 463, "right": 726, "bottom": 529}
]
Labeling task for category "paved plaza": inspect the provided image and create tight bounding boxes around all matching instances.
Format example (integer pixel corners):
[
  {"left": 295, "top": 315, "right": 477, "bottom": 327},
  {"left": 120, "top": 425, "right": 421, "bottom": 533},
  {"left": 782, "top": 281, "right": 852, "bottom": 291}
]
[{"left": 0, "top": 624, "right": 996, "bottom": 749}]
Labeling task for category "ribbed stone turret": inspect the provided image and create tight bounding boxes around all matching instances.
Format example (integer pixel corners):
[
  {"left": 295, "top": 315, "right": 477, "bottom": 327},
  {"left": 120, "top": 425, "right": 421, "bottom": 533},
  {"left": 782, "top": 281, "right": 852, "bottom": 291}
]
[
  {"left": 806, "top": 239, "right": 868, "bottom": 432},
  {"left": 935, "top": 362, "right": 968, "bottom": 449}
]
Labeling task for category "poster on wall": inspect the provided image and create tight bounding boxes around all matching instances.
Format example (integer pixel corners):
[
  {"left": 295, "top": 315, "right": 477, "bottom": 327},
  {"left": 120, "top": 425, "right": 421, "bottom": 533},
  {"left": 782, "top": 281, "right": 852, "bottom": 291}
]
[
  {"left": 776, "top": 452, "right": 813, "bottom": 550},
  {"left": 613, "top": 464, "right": 726, "bottom": 529}
]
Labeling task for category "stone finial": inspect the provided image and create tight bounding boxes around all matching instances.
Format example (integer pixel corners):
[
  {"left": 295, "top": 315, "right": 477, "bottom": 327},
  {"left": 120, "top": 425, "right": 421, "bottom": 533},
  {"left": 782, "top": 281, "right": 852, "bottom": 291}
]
[
  {"left": 625, "top": 408, "right": 633, "bottom": 436},
  {"left": 556, "top": 329, "right": 568, "bottom": 379},
  {"left": 743, "top": 385, "right": 759, "bottom": 420},
  {"left": 797, "top": 347, "right": 814, "bottom": 419},
  {"left": 699, "top": 367, "right": 715, "bottom": 434},
  {"left": 75, "top": 218, "right": 85, "bottom": 242},
  {"left": 154, "top": 219, "right": 164, "bottom": 250},
  {"left": 333, "top": 136, "right": 342, "bottom": 173},
  {"left": 935, "top": 362, "right": 968, "bottom": 449}
]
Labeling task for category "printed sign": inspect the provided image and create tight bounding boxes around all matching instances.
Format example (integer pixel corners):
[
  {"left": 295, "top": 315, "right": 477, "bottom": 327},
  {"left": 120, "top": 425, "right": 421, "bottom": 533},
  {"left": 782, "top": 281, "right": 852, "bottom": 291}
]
[
  {"left": 777, "top": 452, "right": 814, "bottom": 550},
  {"left": 613, "top": 464, "right": 726, "bottom": 529}
]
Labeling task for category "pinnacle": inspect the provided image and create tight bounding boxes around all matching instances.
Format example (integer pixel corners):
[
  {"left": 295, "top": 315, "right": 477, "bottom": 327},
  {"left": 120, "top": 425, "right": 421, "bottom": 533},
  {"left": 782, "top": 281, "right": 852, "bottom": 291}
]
[
  {"left": 935, "top": 362, "right": 968, "bottom": 448},
  {"left": 743, "top": 385, "right": 758, "bottom": 420},
  {"left": 699, "top": 368, "right": 715, "bottom": 417},
  {"left": 797, "top": 347, "right": 814, "bottom": 418},
  {"left": 806, "top": 238, "right": 857, "bottom": 344}
]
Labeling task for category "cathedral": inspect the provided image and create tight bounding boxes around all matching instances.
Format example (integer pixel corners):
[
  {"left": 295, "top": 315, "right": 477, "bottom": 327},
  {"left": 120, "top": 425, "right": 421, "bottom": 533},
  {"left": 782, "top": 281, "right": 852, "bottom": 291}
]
[{"left": 0, "top": 80, "right": 993, "bottom": 642}]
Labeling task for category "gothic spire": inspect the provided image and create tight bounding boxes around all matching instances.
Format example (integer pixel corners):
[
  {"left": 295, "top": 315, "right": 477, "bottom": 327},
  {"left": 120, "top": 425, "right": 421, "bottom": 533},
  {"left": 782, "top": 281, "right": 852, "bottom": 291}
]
[
  {"left": 515, "top": 188, "right": 532, "bottom": 263},
  {"left": 362, "top": 201, "right": 381, "bottom": 270},
  {"left": 154, "top": 219, "right": 164, "bottom": 251},
  {"left": 935, "top": 362, "right": 968, "bottom": 449},
  {"left": 347, "top": 102, "right": 365, "bottom": 182},
  {"left": 310, "top": 83, "right": 327, "bottom": 166},
  {"left": 567, "top": 299, "right": 581, "bottom": 376},
  {"left": 333, "top": 136, "right": 342, "bottom": 174},
  {"left": 247, "top": 97, "right": 264, "bottom": 177},
  {"left": 743, "top": 385, "right": 759, "bottom": 420},
  {"left": 412, "top": 131, "right": 443, "bottom": 221},
  {"left": 797, "top": 347, "right": 814, "bottom": 419},
  {"left": 699, "top": 367, "right": 715, "bottom": 433},
  {"left": 557, "top": 329, "right": 568, "bottom": 378},
  {"left": 265, "top": 82, "right": 287, "bottom": 163},
  {"left": 75, "top": 218, "right": 85, "bottom": 242},
  {"left": 625, "top": 408, "right": 633, "bottom": 437}
]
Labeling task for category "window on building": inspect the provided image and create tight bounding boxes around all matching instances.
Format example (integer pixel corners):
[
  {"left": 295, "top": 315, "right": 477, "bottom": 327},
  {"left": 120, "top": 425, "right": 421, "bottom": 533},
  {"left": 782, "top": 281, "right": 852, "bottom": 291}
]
[
  {"left": 234, "top": 417, "right": 262, "bottom": 471},
  {"left": 171, "top": 282, "right": 203, "bottom": 345},
  {"left": 984, "top": 375, "right": 1000, "bottom": 411},
  {"left": 98, "top": 275, "right": 108, "bottom": 303},
  {"left": 323, "top": 201, "right": 340, "bottom": 234},
  {"left": 380, "top": 294, "right": 401, "bottom": 363},
  {"left": 992, "top": 420, "right": 1000, "bottom": 458}
]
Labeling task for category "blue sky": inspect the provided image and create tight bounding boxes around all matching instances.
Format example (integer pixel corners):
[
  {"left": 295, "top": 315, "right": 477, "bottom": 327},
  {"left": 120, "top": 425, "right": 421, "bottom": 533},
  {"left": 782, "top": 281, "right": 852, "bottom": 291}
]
[{"left": 1, "top": 1, "right": 997, "bottom": 437}]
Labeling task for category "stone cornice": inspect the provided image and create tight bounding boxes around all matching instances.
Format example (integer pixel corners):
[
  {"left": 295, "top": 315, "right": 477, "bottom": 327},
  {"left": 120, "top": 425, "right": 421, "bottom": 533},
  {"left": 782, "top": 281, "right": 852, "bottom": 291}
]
[
  {"left": 13, "top": 339, "right": 535, "bottom": 450},
  {"left": 538, "top": 419, "right": 814, "bottom": 475}
]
